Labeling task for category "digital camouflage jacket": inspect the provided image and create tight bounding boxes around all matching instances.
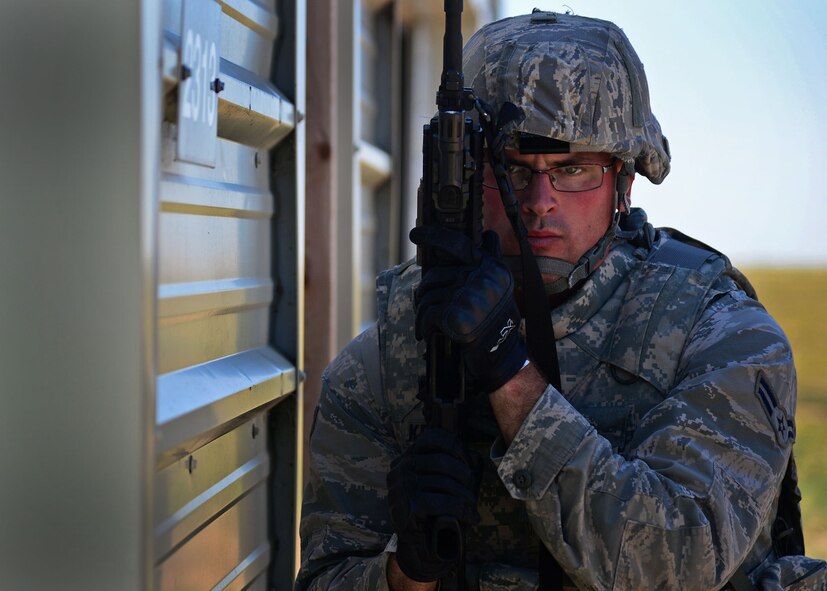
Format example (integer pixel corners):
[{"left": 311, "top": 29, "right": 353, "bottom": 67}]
[{"left": 297, "top": 227, "right": 816, "bottom": 590}]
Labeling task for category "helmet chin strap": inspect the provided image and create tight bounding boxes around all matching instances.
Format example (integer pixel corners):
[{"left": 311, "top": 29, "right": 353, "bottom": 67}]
[
  {"left": 501, "top": 161, "right": 634, "bottom": 295},
  {"left": 475, "top": 97, "right": 564, "bottom": 390}
]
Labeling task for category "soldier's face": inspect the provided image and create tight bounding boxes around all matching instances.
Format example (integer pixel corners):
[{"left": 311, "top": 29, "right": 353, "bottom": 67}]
[{"left": 482, "top": 150, "right": 628, "bottom": 281}]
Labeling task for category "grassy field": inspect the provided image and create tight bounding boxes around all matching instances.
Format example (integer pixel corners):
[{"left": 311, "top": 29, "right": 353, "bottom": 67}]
[{"left": 742, "top": 267, "right": 827, "bottom": 559}]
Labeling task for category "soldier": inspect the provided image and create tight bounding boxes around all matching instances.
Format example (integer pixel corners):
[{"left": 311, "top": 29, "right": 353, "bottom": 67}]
[{"left": 297, "top": 11, "right": 825, "bottom": 591}]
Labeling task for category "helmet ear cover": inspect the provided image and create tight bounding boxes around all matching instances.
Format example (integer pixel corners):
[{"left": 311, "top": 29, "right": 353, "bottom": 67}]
[{"left": 616, "top": 160, "right": 634, "bottom": 212}]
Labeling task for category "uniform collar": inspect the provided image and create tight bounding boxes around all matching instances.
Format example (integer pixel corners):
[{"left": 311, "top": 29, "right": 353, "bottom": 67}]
[{"left": 551, "top": 240, "right": 638, "bottom": 340}]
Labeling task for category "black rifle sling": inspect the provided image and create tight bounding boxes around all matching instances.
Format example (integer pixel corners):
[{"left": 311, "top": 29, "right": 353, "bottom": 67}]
[
  {"left": 476, "top": 99, "right": 565, "bottom": 591},
  {"left": 521, "top": 212, "right": 566, "bottom": 591},
  {"left": 514, "top": 167, "right": 565, "bottom": 591},
  {"left": 774, "top": 454, "right": 805, "bottom": 557},
  {"left": 475, "top": 100, "right": 562, "bottom": 387}
]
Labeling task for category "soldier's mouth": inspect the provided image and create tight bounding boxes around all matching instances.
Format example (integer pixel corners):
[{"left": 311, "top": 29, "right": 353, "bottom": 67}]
[{"left": 527, "top": 233, "right": 563, "bottom": 249}]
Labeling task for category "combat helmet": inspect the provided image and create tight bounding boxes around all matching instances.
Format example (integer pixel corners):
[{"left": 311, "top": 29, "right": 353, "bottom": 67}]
[{"left": 464, "top": 10, "right": 671, "bottom": 291}]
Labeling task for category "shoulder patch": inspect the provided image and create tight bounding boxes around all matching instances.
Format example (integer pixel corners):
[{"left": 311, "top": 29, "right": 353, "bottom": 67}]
[{"left": 755, "top": 371, "right": 795, "bottom": 446}]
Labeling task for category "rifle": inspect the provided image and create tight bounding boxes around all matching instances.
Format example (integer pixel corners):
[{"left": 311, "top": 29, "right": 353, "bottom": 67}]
[{"left": 415, "top": 0, "right": 483, "bottom": 582}]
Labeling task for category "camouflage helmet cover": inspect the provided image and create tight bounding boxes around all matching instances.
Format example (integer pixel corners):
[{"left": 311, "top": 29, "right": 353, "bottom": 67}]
[{"left": 463, "top": 11, "right": 671, "bottom": 184}]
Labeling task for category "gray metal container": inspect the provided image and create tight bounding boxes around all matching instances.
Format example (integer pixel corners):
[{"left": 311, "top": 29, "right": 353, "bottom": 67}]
[
  {"left": 155, "top": 0, "right": 305, "bottom": 588},
  {"left": 1, "top": 0, "right": 305, "bottom": 588}
]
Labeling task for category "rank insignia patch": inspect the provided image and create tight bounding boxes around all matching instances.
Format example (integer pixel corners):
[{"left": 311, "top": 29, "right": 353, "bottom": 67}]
[{"left": 755, "top": 371, "right": 795, "bottom": 446}]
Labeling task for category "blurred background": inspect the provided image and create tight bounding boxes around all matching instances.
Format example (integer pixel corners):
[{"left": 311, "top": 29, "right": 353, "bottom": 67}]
[{"left": 1, "top": 0, "right": 824, "bottom": 588}]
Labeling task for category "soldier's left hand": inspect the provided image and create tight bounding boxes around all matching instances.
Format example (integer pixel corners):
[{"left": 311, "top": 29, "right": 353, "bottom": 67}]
[
  {"left": 410, "top": 225, "right": 527, "bottom": 393},
  {"left": 387, "top": 427, "right": 480, "bottom": 582}
]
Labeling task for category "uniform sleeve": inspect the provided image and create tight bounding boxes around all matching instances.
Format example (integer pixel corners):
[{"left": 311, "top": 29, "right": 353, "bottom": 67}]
[
  {"left": 296, "top": 324, "right": 400, "bottom": 591},
  {"left": 495, "top": 287, "right": 796, "bottom": 590}
]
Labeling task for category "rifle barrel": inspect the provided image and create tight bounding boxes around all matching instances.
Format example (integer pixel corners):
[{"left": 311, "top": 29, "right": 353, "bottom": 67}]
[{"left": 442, "top": 0, "right": 463, "bottom": 83}]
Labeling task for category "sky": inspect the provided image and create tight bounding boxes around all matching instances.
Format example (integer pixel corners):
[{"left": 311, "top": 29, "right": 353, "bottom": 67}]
[{"left": 498, "top": 1, "right": 827, "bottom": 267}]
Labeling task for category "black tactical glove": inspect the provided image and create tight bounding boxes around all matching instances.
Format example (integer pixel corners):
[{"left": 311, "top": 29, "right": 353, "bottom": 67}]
[
  {"left": 387, "top": 427, "right": 480, "bottom": 582},
  {"left": 410, "top": 225, "right": 528, "bottom": 393}
]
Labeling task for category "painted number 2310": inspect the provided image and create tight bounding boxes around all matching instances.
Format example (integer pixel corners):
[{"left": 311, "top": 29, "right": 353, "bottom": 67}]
[{"left": 181, "top": 28, "right": 218, "bottom": 126}]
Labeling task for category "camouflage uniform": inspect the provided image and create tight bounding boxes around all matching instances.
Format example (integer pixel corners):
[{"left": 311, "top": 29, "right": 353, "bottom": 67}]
[
  {"left": 297, "top": 222, "right": 817, "bottom": 590},
  {"left": 299, "top": 11, "right": 825, "bottom": 591}
]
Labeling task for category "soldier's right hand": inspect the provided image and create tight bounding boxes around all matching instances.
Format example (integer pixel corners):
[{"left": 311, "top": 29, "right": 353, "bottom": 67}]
[
  {"left": 386, "top": 427, "right": 480, "bottom": 582},
  {"left": 410, "top": 226, "right": 528, "bottom": 393}
]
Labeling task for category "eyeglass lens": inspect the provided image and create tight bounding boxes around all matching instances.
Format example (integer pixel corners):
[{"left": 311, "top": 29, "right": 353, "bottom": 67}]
[{"left": 485, "top": 164, "right": 608, "bottom": 193}]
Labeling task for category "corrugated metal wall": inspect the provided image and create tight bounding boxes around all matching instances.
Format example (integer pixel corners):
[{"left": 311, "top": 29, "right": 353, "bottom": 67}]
[
  {"left": 5, "top": 1, "right": 507, "bottom": 587},
  {"left": 156, "top": 0, "right": 304, "bottom": 588}
]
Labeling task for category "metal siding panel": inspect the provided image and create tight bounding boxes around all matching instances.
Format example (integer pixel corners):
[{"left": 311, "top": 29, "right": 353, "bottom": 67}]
[
  {"left": 166, "top": 0, "right": 278, "bottom": 78},
  {"left": 217, "top": 59, "right": 296, "bottom": 148},
  {"left": 161, "top": 122, "right": 270, "bottom": 185},
  {"left": 159, "top": 212, "right": 270, "bottom": 283},
  {"left": 219, "top": 6, "right": 277, "bottom": 77},
  {"left": 158, "top": 141, "right": 272, "bottom": 372},
  {"left": 212, "top": 544, "right": 270, "bottom": 590},
  {"left": 155, "top": 416, "right": 269, "bottom": 561},
  {"left": 157, "top": 0, "right": 299, "bottom": 587},
  {"left": 231, "top": 571, "right": 268, "bottom": 591},
  {"left": 156, "top": 346, "right": 295, "bottom": 459},
  {"left": 158, "top": 306, "right": 270, "bottom": 374},
  {"left": 159, "top": 277, "right": 273, "bottom": 318},
  {"left": 163, "top": 0, "right": 295, "bottom": 149},
  {"left": 155, "top": 483, "right": 269, "bottom": 591}
]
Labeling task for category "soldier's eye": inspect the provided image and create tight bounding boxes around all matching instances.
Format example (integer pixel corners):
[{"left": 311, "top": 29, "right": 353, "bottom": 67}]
[
  {"left": 506, "top": 165, "right": 532, "bottom": 189},
  {"left": 558, "top": 166, "right": 585, "bottom": 176}
]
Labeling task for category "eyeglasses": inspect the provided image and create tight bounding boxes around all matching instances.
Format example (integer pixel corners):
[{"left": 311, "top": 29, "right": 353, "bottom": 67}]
[{"left": 483, "top": 162, "right": 613, "bottom": 193}]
